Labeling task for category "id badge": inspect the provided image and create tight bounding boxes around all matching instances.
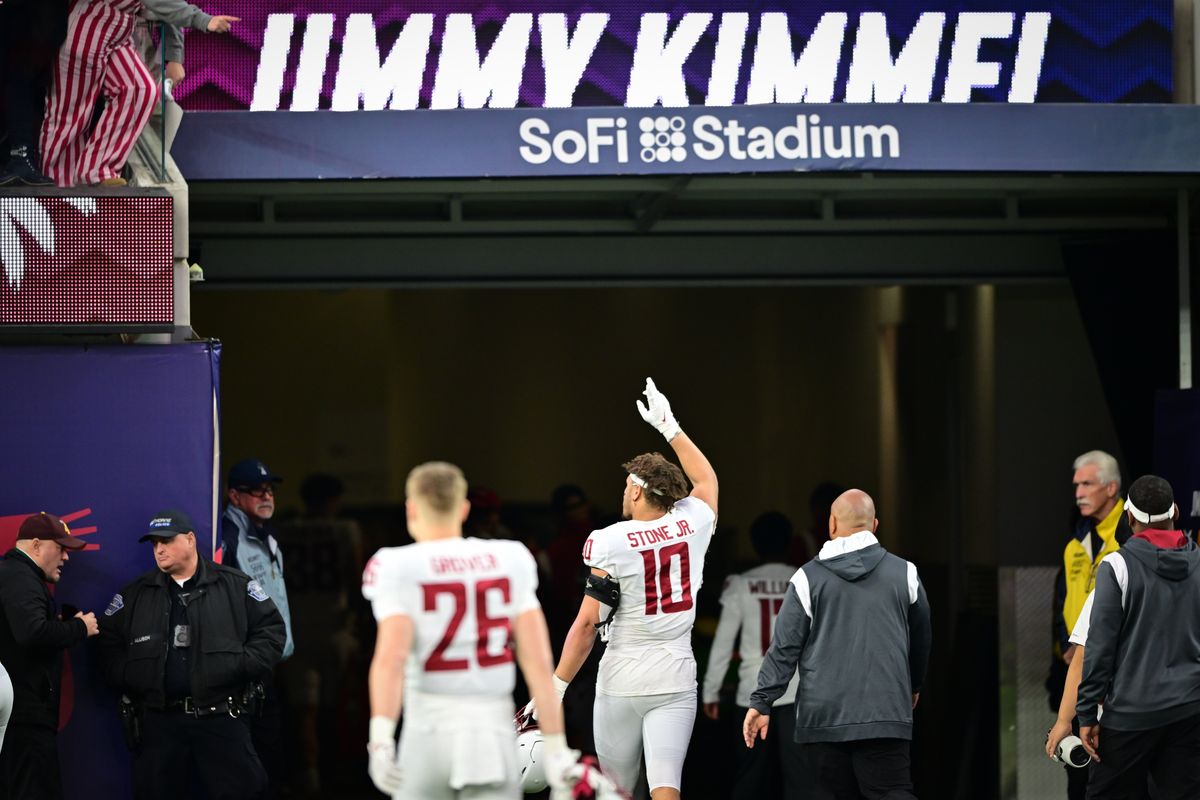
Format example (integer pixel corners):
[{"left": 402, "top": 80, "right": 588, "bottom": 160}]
[{"left": 173, "top": 624, "right": 191, "bottom": 648}]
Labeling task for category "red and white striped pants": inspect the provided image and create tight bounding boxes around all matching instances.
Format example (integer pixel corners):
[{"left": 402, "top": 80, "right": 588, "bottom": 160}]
[{"left": 40, "top": 0, "right": 157, "bottom": 186}]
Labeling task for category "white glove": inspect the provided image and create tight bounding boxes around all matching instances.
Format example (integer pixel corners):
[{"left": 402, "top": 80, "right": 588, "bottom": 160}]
[
  {"left": 636, "top": 377, "right": 681, "bottom": 441},
  {"left": 516, "top": 676, "right": 569, "bottom": 729},
  {"left": 367, "top": 716, "right": 403, "bottom": 795},
  {"left": 542, "top": 733, "right": 580, "bottom": 795}
]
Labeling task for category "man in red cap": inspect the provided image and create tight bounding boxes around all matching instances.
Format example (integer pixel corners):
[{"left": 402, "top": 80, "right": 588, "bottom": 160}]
[{"left": 0, "top": 512, "right": 98, "bottom": 799}]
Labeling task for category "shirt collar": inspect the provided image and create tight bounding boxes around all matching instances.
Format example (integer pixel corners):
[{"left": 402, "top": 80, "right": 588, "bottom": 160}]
[{"left": 818, "top": 530, "right": 879, "bottom": 560}]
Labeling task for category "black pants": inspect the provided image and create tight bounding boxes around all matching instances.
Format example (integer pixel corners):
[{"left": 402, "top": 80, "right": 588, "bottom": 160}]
[
  {"left": 135, "top": 710, "right": 267, "bottom": 800},
  {"left": 0, "top": 723, "right": 62, "bottom": 800},
  {"left": 802, "top": 738, "right": 917, "bottom": 800},
  {"left": 735, "top": 705, "right": 812, "bottom": 800},
  {"left": 249, "top": 677, "right": 286, "bottom": 798},
  {"left": 0, "top": 0, "right": 67, "bottom": 152},
  {"left": 1086, "top": 713, "right": 1200, "bottom": 800}
]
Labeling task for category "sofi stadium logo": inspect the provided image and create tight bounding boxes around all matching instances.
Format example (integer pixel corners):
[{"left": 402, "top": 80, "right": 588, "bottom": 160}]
[{"left": 518, "top": 113, "right": 900, "bottom": 166}]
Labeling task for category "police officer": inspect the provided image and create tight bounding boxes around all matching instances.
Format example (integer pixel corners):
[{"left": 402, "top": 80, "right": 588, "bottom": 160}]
[{"left": 96, "top": 510, "right": 286, "bottom": 800}]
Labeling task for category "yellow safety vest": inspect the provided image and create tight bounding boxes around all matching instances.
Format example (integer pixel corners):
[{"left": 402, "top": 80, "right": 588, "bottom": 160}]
[{"left": 1062, "top": 498, "right": 1125, "bottom": 636}]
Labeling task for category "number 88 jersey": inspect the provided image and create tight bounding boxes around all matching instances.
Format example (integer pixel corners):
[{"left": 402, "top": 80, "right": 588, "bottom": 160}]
[
  {"left": 362, "top": 537, "right": 540, "bottom": 696},
  {"left": 583, "top": 496, "right": 716, "bottom": 696}
]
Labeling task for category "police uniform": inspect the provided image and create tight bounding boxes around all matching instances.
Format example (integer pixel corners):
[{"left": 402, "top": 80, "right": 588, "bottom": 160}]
[
  {"left": 97, "top": 531, "right": 286, "bottom": 800},
  {"left": 362, "top": 536, "right": 541, "bottom": 800},
  {"left": 582, "top": 495, "right": 717, "bottom": 794}
]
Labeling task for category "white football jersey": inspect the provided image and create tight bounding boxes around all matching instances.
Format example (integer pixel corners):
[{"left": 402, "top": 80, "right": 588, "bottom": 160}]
[
  {"left": 583, "top": 495, "right": 716, "bottom": 696},
  {"left": 362, "top": 537, "right": 540, "bottom": 696},
  {"left": 702, "top": 563, "right": 800, "bottom": 708}
]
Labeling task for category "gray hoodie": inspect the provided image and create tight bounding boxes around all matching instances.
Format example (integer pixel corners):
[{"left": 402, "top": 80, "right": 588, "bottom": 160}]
[
  {"left": 749, "top": 531, "right": 932, "bottom": 743},
  {"left": 1077, "top": 532, "right": 1200, "bottom": 730}
]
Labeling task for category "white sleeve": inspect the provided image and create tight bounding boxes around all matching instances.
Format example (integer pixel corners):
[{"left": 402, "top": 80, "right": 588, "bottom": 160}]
[
  {"left": 906, "top": 561, "right": 920, "bottom": 604},
  {"left": 701, "top": 577, "right": 741, "bottom": 704},
  {"left": 362, "top": 549, "right": 410, "bottom": 621},
  {"left": 1068, "top": 591, "right": 1094, "bottom": 646},
  {"left": 582, "top": 530, "right": 609, "bottom": 572},
  {"left": 675, "top": 495, "right": 716, "bottom": 529},
  {"left": 512, "top": 545, "right": 541, "bottom": 616},
  {"left": 789, "top": 568, "right": 813, "bottom": 620}
]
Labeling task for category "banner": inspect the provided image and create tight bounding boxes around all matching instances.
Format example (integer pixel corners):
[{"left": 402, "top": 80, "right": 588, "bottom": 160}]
[
  {"left": 0, "top": 343, "right": 221, "bottom": 798},
  {"left": 175, "top": 0, "right": 1170, "bottom": 111},
  {"left": 0, "top": 192, "right": 174, "bottom": 332},
  {"left": 172, "top": 103, "right": 1200, "bottom": 179}
]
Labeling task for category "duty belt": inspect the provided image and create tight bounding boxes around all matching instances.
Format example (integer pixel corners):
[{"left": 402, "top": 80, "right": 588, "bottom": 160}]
[{"left": 164, "top": 697, "right": 238, "bottom": 717}]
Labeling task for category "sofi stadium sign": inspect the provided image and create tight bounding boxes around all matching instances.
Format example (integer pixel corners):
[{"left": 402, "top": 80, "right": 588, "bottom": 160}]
[{"left": 177, "top": 1, "right": 1171, "bottom": 111}]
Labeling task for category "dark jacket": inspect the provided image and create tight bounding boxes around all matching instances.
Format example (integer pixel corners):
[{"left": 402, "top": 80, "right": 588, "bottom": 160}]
[
  {"left": 1077, "top": 532, "right": 1200, "bottom": 730},
  {"left": 0, "top": 548, "right": 89, "bottom": 729},
  {"left": 96, "top": 556, "right": 286, "bottom": 709},
  {"left": 750, "top": 534, "right": 932, "bottom": 743}
]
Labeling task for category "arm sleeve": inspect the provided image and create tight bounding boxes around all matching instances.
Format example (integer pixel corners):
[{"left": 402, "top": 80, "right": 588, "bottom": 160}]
[
  {"left": 908, "top": 576, "right": 932, "bottom": 694},
  {"left": 701, "top": 578, "right": 741, "bottom": 704},
  {"left": 1068, "top": 592, "right": 1094, "bottom": 647},
  {"left": 582, "top": 531, "right": 609, "bottom": 573},
  {"left": 1076, "top": 562, "right": 1122, "bottom": 726},
  {"left": 0, "top": 577, "right": 86, "bottom": 649},
  {"left": 362, "top": 551, "right": 411, "bottom": 621},
  {"left": 1053, "top": 563, "right": 1070, "bottom": 655},
  {"left": 141, "top": 0, "right": 212, "bottom": 31},
  {"left": 163, "top": 25, "right": 185, "bottom": 64},
  {"left": 748, "top": 585, "right": 809, "bottom": 714},
  {"left": 95, "top": 592, "right": 130, "bottom": 690},
  {"left": 241, "top": 582, "right": 287, "bottom": 680},
  {"left": 512, "top": 546, "right": 541, "bottom": 616}
]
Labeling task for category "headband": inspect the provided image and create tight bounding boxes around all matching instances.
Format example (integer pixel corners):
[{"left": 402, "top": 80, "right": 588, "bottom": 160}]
[
  {"left": 1126, "top": 496, "right": 1176, "bottom": 524},
  {"left": 629, "top": 473, "right": 665, "bottom": 496}
]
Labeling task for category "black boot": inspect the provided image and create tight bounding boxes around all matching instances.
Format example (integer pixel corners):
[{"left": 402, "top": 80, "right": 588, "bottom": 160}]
[{"left": 0, "top": 147, "right": 55, "bottom": 187}]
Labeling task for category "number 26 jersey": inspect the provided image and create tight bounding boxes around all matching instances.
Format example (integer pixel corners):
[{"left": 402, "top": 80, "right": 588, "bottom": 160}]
[
  {"left": 362, "top": 537, "right": 540, "bottom": 696},
  {"left": 583, "top": 495, "right": 716, "bottom": 696}
]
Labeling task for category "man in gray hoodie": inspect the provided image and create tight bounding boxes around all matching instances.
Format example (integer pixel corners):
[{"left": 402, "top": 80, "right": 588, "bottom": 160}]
[
  {"left": 744, "top": 489, "right": 932, "bottom": 799},
  {"left": 1076, "top": 474, "right": 1200, "bottom": 799}
]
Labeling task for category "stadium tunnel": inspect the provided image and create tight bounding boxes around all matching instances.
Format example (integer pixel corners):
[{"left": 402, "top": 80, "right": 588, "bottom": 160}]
[{"left": 186, "top": 170, "right": 1198, "bottom": 798}]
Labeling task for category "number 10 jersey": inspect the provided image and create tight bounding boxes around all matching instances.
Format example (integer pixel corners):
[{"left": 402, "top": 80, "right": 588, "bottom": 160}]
[
  {"left": 362, "top": 537, "right": 541, "bottom": 696},
  {"left": 583, "top": 496, "right": 716, "bottom": 696}
]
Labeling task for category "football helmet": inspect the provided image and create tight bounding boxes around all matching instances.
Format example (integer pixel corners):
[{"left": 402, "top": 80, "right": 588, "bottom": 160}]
[{"left": 517, "top": 729, "right": 548, "bottom": 793}]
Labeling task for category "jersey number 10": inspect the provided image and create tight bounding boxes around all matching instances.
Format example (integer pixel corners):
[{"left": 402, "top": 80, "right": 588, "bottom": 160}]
[
  {"left": 640, "top": 542, "right": 694, "bottom": 615},
  {"left": 422, "top": 579, "right": 513, "bottom": 672}
]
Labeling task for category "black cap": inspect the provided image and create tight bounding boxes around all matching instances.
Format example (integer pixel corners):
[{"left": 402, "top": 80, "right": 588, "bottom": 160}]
[
  {"left": 140, "top": 509, "right": 194, "bottom": 542},
  {"left": 19, "top": 512, "right": 87, "bottom": 550},
  {"left": 228, "top": 458, "right": 282, "bottom": 489}
]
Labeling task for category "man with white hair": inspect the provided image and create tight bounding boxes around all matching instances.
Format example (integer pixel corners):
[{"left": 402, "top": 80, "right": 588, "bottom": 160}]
[{"left": 1051, "top": 450, "right": 1130, "bottom": 800}]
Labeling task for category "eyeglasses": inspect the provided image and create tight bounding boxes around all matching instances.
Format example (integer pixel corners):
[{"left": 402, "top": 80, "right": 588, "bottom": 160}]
[{"left": 237, "top": 485, "right": 275, "bottom": 498}]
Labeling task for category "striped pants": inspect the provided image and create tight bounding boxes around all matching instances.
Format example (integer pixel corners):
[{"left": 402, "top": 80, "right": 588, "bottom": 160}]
[{"left": 40, "top": 0, "right": 156, "bottom": 186}]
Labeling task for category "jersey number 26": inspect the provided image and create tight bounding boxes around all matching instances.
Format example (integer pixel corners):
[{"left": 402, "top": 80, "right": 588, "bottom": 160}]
[{"left": 422, "top": 579, "right": 513, "bottom": 672}]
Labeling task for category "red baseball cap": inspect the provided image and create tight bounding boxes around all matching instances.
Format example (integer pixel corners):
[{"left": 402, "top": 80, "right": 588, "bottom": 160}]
[{"left": 18, "top": 512, "right": 86, "bottom": 550}]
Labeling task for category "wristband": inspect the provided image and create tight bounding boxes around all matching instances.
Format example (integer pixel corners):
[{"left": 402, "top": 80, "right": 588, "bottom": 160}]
[
  {"left": 553, "top": 675, "right": 569, "bottom": 700},
  {"left": 369, "top": 715, "right": 397, "bottom": 744}
]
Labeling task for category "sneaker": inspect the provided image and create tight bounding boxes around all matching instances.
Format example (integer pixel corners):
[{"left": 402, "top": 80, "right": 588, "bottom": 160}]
[
  {"left": 98, "top": 176, "right": 128, "bottom": 186},
  {"left": 0, "top": 147, "right": 55, "bottom": 187}
]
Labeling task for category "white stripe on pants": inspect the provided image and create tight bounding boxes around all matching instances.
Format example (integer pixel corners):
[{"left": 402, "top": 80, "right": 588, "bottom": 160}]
[
  {"left": 593, "top": 688, "right": 696, "bottom": 794},
  {"left": 40, "top": 0, "right": 156, "bottom": 186},
  {"left": 0, "top": 660, "right": 12, "bottom": 755}
]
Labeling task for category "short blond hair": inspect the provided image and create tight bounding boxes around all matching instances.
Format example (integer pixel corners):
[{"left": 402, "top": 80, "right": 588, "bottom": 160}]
[{"left": 406, "top": 462, "right": 468, "bottom": 516}]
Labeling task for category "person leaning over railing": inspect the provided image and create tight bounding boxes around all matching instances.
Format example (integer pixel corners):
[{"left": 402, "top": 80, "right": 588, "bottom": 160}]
[{"left": 38, "top": 0, "right": 236, "bottom": 187}]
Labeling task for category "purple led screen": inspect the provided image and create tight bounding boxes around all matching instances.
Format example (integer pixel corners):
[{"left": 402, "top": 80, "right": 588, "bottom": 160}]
[{"left": 174, "top": 0, "right": 1171, "bottom": 111}]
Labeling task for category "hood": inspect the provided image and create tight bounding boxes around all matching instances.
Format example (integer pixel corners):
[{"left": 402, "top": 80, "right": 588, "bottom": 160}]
[
  {"left": 1121, "top": 534, "right": 1199, "bottom": 582},
  {"left": 815, "top": 542, "right": 888, "bottom": 581}
]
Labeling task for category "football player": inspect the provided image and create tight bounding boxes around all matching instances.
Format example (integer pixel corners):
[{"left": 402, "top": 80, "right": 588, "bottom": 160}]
[
  {"left": 528, "top": 378, "right": 718, "bottom": 800},
  {"left": 363, "top": 461, "right": 575, "bottom": 799},
  {"left": 701, "top": 512, "right": 807, "bottom": 799}
]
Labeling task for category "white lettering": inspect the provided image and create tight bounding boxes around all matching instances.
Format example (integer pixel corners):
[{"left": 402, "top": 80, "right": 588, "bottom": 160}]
[
  {"left": 331, "top": 14, "right": 432, "bottom": 111},
  {"left": 432, "top": 13, "right": 533, "bottom": 109},
  {"left": 539, "top": 13, "right": 609, "bottom": 108},
  {"left": 291, "top": 14, "right": 335, "bottom": 111},
  {"left": 942, "top": 12, "right": 1014, "bottom": 102},
  {"left": 775, "top": 115, "right": 808, "bottom": 158},
  {"left": 250, "top": 14, "right": 295, "bottom": 111},
  {"left": 845, "top": 12, "right": 944, "bottom": 103},
  {"left": 626, "top": 13, "right": 713, "bottom": 107},
  {"left": 519, "top": 118, "right": 552, "bottom": 163},
  {"left": 1008, "top": 12, "right": 1051, "bottom": 102},
  {"left": 692, "top": 115, "right": 725, "bottom": 158},
  {"left": 746, "top": 12, "right": 847, "bottom": 104},
  {"left": 705, "top": 13, "right": 748, "bottom": 106},
  {"left": 854, "top": 124, "right": 901, "bottom": 157}
]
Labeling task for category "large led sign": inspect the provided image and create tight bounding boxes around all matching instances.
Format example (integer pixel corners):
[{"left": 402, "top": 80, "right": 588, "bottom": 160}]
[{"left": 175, "top": 1, "right": 1171, "bottom": 111}]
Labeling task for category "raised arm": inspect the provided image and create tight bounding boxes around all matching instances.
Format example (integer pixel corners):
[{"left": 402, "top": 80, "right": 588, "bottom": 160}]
[{"left": 637, "top": 377, "right": 718, "bottom": 513}]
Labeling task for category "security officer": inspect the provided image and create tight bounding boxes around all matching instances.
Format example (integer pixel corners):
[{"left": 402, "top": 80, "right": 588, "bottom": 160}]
[{"left": 96, "top": 510, "right": 286, "bottom": 800}]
